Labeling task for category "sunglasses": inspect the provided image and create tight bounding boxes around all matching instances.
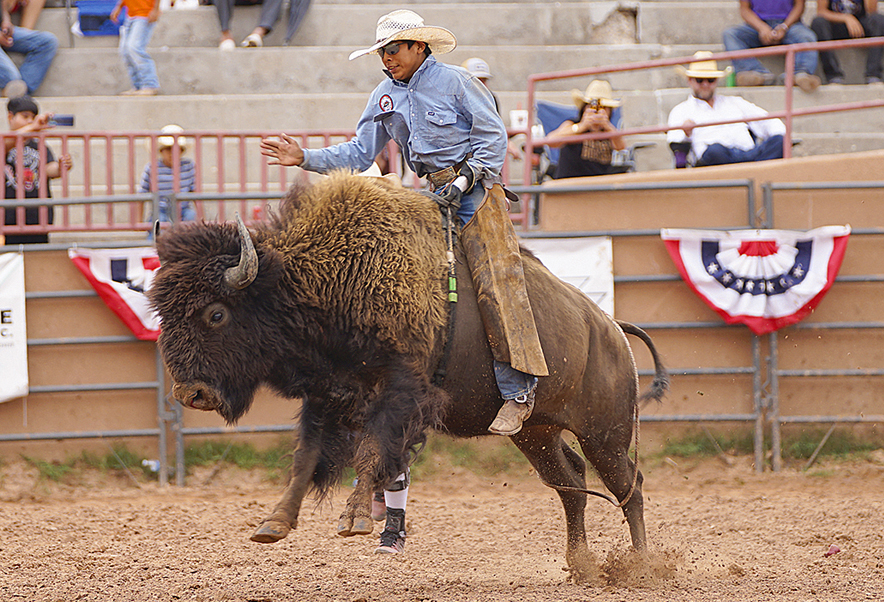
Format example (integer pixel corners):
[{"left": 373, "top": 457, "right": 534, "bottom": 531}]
[
  {"left": 379, "top": 41, "right": 410, "bottom": 57},
  {"left": 693, "top": 77, "right": 718, "bottom": 84}
]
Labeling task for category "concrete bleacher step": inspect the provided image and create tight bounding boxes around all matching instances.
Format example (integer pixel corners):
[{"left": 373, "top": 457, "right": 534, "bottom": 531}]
[{"left": 10, "top": 0, "right": 883, "bottom": 171}]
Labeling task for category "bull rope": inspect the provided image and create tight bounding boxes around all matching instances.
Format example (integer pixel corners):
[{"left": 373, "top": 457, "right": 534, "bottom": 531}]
[
  {"left": 430, "top": 205, "right": 459, "bottom": 386},
  {"left": 538, "top": 403, "right": 640, "bottom": 509}
]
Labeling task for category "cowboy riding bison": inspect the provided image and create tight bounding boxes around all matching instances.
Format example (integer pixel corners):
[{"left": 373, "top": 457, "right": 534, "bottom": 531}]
[{"left": 150, "top": 171, "right": 668, "bottom": 581}]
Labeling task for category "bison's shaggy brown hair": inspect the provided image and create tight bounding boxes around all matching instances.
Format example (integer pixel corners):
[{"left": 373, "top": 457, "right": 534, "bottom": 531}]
[{"left": 256, "top": 172, "right": 449, "bottom": 368}]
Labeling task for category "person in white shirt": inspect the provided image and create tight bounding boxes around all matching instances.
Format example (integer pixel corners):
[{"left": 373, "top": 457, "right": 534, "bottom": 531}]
[{"left": 667, "top": 51, "right": 786, "bottom": 167}]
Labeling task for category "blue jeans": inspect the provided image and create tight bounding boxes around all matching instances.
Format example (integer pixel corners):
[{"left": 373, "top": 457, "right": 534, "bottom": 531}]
[
  {"left": 158, "top": 201, "right": 196, "bottom": 224},
  {"left": 119, "top": 17, "right": 159, "bottom": 90},
  {"left": 723, "top": 21, "right": 818, "bottom": 75},
  {"left": 698, "top": 135, "right": 785, "bottom": 166},
  {"left": 0, "top": 27, "right": 58, "bottom": 93},
  {"left": 459, "top": 184, "right": 538, "bottom": 400}
]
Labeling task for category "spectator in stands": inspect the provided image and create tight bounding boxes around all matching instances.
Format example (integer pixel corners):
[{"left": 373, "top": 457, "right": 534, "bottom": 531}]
[
  {"left": 3, "top": 95, "right": 71, "bottom": 244},
  {"left": 461, "top": 56, "right": 522, "bottom": 160},
  {"left": 462, "top": 57, "right": 499, "bottom": 111},
  {"left": 723, "top": 0, "right": 821, "bottom": 92},
  {"left": 0, "top": 2, "right": 57, "bottom": 98},
  {"left": 545, "top": 80, "right": 626, "bottom": 178},
  {"left": 811, "top": 0, "right": 884, "bottom": 84},
  {"left": 216, "top": 0, "right": 311, "bottom": 49},
  {"left": 111, "top": 0, "right": 161, "bottom": 96},
  {"left": 668, "top": 51, "right": 786, "bottom": 167},
  {"left": 139, "top": 124, "right": 197, "bottom": 225},
  {"left": 4, "top": 0, "right": 45, "bottom": 31}
]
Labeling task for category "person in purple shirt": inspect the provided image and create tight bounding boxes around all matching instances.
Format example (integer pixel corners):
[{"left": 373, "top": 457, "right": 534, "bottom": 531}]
[{"left": 723, "top": 0, "right": 821, "bottom": 91}]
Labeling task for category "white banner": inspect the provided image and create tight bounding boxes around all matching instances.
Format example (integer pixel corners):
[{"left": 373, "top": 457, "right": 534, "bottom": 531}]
[
  {"left": 0, "top": 253, "right": 28, "bottom": 402},
  {"left": 520, "top": 237, "right": 614, "bottom": 316}
]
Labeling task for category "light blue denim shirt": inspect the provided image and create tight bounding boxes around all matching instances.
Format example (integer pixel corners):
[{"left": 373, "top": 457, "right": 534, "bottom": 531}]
[{"left": 301, "top": 55, "right": 506, "bottom": 185}]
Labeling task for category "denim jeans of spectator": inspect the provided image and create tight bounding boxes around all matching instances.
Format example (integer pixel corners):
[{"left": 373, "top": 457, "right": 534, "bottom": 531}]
[
  {"left": 158, "top": 201, "right": 197, "bottom": 224},
  {"left": 119, "top": 17, "right": 159, "bottom": 90},
  {"left": 0, "top": 27, "right": 58, "bottom": 93},
  {"left": 698, "top": 135, "right": 785, "bottom": 166},
  {"left": 723, "top": 21, "right": 818, "bottom": 75}
]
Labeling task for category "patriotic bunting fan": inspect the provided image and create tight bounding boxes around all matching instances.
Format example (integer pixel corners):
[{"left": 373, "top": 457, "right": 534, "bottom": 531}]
[
  {"left": 661, "top": 226, "right": 850, "bottom": 335},
  {"left": 69, "top": 247, "right": 161, "bottom": 341}
]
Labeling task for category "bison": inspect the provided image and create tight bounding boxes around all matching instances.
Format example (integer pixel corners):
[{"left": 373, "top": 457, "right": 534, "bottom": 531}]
[{"left": 150, "top": 171, "right": 668, "bottom": 581}]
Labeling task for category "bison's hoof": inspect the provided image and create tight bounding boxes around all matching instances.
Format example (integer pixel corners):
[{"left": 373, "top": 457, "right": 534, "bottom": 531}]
[
  {"left": 337, "top": 514, "right": 373, "bottom": 537},
  {"left": 251, "top": 520, "right": 291, "bottom": 543}
]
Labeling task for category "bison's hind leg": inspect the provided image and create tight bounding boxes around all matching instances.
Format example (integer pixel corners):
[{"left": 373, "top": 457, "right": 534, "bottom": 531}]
[
  {"left": 511, "top": 427, "right": 598, "bottom": 583},
  {"left": 579, "top": 433, "right": 647, "bottom": 552}
]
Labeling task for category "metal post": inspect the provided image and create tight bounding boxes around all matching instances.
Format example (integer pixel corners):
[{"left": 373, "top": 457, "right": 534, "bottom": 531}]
[
  {"left": 769, "top": 331, "right": 782, "bottom": 471},
  {"left": 155, "top": 347, "right": 168, "bottom": 487},
  {"left": 752, "top": 335, "right": 764, "bottom": 473},
  {"left": 175, "top": 400, "right": 186, "bottom": 487}
]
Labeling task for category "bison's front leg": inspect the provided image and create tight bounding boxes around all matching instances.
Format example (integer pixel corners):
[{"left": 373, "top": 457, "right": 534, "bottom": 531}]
[
  {"left": 252, "top": 444, "right": 321, "bottom": 543},
  {"left": 336, "top": 434, "right": 381, "bottom": 537}
]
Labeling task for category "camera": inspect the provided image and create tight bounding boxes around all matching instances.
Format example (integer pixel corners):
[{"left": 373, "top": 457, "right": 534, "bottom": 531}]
[
  {"left": 49, "top": 115, "right": 75, "bottom": 127},
  {"left": 587, "top": 98, "right": 601, "bottom": 111}
]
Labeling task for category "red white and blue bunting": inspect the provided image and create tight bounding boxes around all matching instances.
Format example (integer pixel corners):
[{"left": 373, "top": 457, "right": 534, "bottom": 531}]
[
  {"left": 68, "top": 247, "right": 161, "bottom": 341},
  {"left": 661, "top": 226, "right": 850, "bottom": 335}
]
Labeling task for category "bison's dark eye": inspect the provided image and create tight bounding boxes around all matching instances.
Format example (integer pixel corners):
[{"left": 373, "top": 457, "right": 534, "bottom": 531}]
[{"left": 202, "top": 303, "right": 230, "bottom": 328}]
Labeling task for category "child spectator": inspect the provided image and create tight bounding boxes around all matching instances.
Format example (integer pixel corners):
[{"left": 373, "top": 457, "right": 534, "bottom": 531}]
[
  {"left": 811, "top": 0, "right": 884, "bottom": 84},
  {"left": 3, "top": 95, "right": 72, "bottom": 244},
  {"left": 111, "top": 0, "right": 160, "bottom": 96},
  {"left": 139, "top": 124, "right": 196, "bottom": 225}
]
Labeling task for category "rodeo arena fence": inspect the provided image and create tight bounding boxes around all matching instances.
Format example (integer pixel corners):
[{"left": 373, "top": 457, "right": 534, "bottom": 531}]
[{"left": 2, "top": 40, "right": 884, "bottom": 485}]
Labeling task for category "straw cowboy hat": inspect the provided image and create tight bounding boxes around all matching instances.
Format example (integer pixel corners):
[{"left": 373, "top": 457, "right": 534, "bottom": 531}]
[
  {"left": 348, "top": 9, "right": 457, "bottom": 61},
  {"left": 570, "top": 80, "right": 622, "bottom": 108},
  {"left": 676, "top": 51, "right": 733, "bottom": 79},
  {"left": 462, "top": 57, "right": 493, "bottom": 80},
  {"left": 155, "top": 124, "right": 187, "bottom": 151}
]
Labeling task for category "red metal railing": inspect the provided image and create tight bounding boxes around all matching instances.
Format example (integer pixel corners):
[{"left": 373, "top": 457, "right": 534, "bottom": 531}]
[
  {"left": 521, "top": 36, "right": 884, "bottom": 204},
  {"left": 2, "top": 37, "right": 883, "bottom": 238}
]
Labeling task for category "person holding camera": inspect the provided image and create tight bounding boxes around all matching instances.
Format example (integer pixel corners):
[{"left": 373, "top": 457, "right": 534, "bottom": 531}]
[
  {"left": 3, "top": 95, "right": 72, "bottom": 244},
  {"left": 546, "top": 80, "right": 626, "bottom": 179}
]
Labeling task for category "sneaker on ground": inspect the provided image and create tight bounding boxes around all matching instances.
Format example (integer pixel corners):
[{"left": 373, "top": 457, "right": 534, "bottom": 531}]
[
  {"left": 827, "top": 76, "right": 845, "bottom": 85},
  {"left": 866, "top": 76, "right": 883, "bottom": 85},
  {"left": 134, "top": 88, "right": 160, "bottom": 96},
  {"left": 375, "top": 528, "right": 406, "bottom": 554},
  {"left": 795, "top": 72, "right": 821, "bottom": 93},
  {"left": 219, "top": 38, "right": 235, "bottom": 51}
]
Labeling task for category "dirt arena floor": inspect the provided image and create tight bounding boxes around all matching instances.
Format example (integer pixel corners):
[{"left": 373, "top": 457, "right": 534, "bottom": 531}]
[{"left": 1, "top": 452, "right": 883, "bottom": 602}]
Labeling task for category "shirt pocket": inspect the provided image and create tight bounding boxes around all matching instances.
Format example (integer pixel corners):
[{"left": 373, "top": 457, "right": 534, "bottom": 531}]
[{"left": 420, "top": 106, "right": 461, "bottom": 149}]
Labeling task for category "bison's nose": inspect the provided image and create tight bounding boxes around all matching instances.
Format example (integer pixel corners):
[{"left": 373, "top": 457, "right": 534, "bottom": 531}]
[{"left": 172, "top": 382, "right": 215, "bottom": 411}]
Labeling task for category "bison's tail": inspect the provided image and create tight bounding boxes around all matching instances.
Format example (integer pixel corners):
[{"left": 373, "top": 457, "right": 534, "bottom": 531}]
[{"left": 616, "top": 320, "right": 670, "bottom": 406}]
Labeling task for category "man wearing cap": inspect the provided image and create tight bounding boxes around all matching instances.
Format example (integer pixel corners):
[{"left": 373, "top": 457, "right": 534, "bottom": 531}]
[
  {"left": 545, "top": 80, "right": 626, "bottom": 178},
  {"left": 667, "top": 51, "right": 786, "bottom": 167},
  {"left": 261, "top": 8, "right": 548, "bottom": 555}
]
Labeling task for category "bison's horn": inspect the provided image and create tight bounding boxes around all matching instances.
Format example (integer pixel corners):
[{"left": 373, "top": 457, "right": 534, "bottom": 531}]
[{"left": 224, "top": 213, "right": 258, "bottom": 290}]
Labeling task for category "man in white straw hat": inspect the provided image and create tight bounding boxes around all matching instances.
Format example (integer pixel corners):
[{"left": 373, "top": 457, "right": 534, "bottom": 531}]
[
  {"left": 261, "top": 7, "right": 548, "bottom": 554},
  {"left": 667, "top": 51, "right": 786, "bottom": 167}
]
